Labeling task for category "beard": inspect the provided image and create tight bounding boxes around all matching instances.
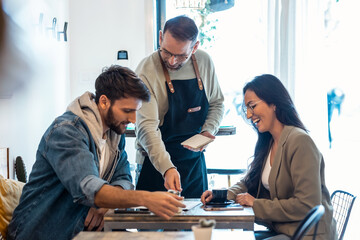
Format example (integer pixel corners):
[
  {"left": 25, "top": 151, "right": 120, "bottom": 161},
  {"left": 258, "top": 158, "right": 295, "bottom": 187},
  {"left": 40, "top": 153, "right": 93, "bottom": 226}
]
[
  {"left": 104, "top": 107, "right": 129, "bottom": 135},
  {"left": 164, "top": 60, "right": 184, "bottom": 71}
]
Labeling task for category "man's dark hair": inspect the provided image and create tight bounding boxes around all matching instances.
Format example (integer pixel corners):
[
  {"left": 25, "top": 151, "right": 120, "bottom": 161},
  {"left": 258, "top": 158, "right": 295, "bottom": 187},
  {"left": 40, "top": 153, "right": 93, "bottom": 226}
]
[
  {"left": 163, "top": 15, "right": 198, "bottom": 45},
  {"left": 94, "top": 65, "right": 150, "bottom": 104}
]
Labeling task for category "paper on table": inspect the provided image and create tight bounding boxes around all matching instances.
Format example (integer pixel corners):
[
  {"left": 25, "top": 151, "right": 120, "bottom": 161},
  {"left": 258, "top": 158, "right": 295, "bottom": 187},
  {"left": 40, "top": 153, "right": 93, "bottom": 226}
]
[
  {"left": 123, "top": 200, "right": 201, "bottom": 212},
  {"left": 182, "top": 200, "right": 202, "bottom": 211},
  {"left": 181, "top": 134, "right": 214, "bottom": 149}
]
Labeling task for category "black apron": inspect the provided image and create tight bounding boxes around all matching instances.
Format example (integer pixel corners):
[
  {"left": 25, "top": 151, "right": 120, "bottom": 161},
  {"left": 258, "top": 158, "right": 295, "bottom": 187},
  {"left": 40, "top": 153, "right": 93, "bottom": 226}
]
[{"left": 136, "top": 53, "right": 209, "bottom": 198}]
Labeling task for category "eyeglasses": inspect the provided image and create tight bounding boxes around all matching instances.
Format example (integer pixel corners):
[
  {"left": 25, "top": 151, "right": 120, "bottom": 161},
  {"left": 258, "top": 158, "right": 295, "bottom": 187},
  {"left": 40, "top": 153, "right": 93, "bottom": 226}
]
[
  {"left": 158, "top": 48, "right": 190, "bottom": 62},
  {"left": 244, "top": 100, "right": 263, "bottom": 113}
]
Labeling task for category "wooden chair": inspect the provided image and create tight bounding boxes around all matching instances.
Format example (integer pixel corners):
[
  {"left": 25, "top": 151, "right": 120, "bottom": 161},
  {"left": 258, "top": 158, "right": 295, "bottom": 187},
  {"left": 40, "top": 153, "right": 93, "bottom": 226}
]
[{"left": 331, "top": 190, "right": 357, "bottom": 240}]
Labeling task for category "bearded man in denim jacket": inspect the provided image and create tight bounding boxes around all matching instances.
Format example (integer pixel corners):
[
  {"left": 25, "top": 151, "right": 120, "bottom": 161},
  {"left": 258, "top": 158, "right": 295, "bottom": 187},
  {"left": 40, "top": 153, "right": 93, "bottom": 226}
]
[{"left": 7, "top": 66, "right": 185, "bottom": 240}]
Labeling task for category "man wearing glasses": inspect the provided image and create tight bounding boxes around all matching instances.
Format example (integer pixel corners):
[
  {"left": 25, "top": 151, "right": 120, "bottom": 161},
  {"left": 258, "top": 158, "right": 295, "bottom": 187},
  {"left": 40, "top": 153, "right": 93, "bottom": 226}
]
[{"left": 135, "top": 15, "right": 224, "bottom": 198}]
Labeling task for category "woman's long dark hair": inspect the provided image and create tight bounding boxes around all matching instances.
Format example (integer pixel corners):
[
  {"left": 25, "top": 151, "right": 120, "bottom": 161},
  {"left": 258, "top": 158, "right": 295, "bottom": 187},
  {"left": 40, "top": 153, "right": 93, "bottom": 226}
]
[{"left": 242, "top": 74, "right": 307, "bottom": 196}]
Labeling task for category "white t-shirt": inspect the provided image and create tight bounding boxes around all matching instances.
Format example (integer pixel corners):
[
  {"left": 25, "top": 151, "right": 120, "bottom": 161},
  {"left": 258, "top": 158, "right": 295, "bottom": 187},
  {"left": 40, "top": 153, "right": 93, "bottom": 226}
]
[
  {"left": 98, "top": 138, "right": 110, "bottom": 178},
  {"left": 262, "top": 150, "right": 272, "bottom": 190}
]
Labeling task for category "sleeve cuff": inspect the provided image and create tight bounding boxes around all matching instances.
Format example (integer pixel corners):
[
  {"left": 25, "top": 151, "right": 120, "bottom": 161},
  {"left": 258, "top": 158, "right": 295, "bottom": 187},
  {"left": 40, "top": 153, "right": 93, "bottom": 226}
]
[
  {"left": 159, "top": 163, "right": 176, "bottom": 177},
  {"left": 111, "top": 180, "right": 134, "bottom": 190},
  {"left": 78, "top": 175, "right": 108, "bottom": 206},
  {"left": 201, "top": 125, "right": 217, "bottom": 136},
  {"left": 227, "top": 189, "right": 238, "bottom": 200}
]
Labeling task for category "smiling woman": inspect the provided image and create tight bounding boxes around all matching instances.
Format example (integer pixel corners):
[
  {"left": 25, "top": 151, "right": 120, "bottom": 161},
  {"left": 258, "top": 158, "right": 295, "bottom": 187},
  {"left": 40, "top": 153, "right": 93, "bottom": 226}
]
[
  {"left": 216, "top": 74, "right": 338, "bottom": 239},
  {"left": 241, "top": 74, "right": 307, "bottom": 192}
]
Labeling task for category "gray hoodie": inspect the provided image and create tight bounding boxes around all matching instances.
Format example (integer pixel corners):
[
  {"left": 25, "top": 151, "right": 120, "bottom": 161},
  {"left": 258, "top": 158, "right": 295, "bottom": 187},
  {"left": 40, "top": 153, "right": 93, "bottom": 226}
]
[{"left": 66, "top": 91, "right": 121, "bottom": 178}]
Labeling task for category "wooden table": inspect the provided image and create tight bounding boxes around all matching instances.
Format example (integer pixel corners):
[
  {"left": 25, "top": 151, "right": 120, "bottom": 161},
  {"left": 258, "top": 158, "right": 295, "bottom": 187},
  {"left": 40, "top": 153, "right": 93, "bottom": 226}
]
[
  {"left": 104, "top": 199, "right": 254, "bottom": 231},
  {"left": 73, "top": 230, "right": 255, "bottom": 240}
]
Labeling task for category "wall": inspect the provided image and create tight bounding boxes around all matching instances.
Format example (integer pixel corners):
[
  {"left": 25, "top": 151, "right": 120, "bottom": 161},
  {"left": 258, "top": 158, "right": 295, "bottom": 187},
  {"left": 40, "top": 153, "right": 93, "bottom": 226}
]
[
  {"left": 0, "top": 0, "right": 70, "bottom": 178},
  {"left": 0, "top": 0, "right": 154, "bottom": 179},
  {"left": 69, "top": 0, "right": 155, "bottom": 100},
  {"left": 69, "top": 0, "right": 155, "bottom": 172}
]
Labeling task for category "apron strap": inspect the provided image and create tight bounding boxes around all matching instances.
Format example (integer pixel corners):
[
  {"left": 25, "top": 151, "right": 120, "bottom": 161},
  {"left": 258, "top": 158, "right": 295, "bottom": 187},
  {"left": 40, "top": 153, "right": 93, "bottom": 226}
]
[
  {"left": 158, "top": 50, "right": 203, "bottom": 94},
  {"left": 158, "top": 50, "right": 175, "bottom": 93},
  {"left": 191, "top": 55, "right": 203, "bottom": 91}
]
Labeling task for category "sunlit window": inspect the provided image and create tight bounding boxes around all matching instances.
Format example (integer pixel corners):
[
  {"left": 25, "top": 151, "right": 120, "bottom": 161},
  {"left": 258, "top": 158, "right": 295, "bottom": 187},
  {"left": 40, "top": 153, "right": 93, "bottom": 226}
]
[
  {"left": 164, "top": 0, "right": 270, "bottom": 187},
  {"left": 163, "top": 0, "right": 360, "bottom": 203}
]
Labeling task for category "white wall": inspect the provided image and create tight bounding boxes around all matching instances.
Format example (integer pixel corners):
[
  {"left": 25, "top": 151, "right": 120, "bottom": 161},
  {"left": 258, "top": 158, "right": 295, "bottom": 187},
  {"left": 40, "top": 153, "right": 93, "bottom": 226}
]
[
  {"left": 69, "top": 0, "right": 155, "bottom": 100},
  {"left": 69, "top": 0, "right": 155, "bottom": 168},
  {"left": 0, "top": 0, "right": 70, "bottom": 178},
  {"left": 0, "top": 0, "right": 154, "bottom": 179}
]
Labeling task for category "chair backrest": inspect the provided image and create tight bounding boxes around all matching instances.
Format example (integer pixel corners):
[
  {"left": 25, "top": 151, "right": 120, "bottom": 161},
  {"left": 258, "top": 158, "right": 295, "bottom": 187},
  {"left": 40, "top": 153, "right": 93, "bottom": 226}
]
[
  {"left": 292, "top": 205, "right": 325, "bottom": 240},
  {"left": 331, "top": 190, "right": 357, "bottom": 240}
]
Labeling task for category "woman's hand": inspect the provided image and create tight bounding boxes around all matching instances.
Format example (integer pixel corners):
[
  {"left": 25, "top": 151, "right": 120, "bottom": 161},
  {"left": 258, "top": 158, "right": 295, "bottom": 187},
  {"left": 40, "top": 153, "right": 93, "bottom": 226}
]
[
  {"left": 201, "top": 190, "right": 213, "bottom": 205},
  {"left": 235, "top": 193, "right": 255, "bottom": 207}
]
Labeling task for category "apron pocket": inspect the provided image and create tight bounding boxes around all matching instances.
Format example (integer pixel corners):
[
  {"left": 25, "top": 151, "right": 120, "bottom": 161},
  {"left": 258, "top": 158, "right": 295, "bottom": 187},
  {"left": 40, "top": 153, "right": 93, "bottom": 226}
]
[{"left": 188, "top": 106, "right": 201, "bottom": 113}]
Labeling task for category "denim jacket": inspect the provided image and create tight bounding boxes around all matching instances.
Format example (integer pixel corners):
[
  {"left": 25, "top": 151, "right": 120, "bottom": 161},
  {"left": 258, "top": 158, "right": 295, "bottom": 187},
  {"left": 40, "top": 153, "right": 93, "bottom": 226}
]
[{"left": 7, "top": 94, "right": 133, "bottom": 240}]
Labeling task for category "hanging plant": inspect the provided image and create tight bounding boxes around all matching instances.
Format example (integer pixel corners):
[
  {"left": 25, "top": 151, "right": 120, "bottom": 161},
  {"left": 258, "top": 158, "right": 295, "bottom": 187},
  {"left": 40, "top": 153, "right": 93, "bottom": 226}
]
[{"left": 196, "top": 2, "right": 218, "bottom": 48}]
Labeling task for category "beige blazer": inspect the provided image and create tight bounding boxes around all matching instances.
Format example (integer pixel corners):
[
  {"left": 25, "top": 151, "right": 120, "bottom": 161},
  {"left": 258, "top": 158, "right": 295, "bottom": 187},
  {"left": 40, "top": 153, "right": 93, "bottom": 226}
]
[{"left": 228, "top": 126, "right": 337, "bottom": 240}]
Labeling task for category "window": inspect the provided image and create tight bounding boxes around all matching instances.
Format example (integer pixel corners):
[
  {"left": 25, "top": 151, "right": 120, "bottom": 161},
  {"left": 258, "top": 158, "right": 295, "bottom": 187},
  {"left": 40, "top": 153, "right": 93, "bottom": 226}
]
[
  {"left": 160, "top": 1, "right": 360, "bottom": 235},
  {"left": 162, "top": 0, "right": 269, "bottom": 186}
]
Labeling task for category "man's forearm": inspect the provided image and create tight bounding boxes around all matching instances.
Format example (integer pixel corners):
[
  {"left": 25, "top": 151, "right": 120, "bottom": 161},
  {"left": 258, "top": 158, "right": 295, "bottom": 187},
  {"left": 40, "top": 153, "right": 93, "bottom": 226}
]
[
  {"left": 94, "top": 184, "right": 186, "bottom": 221},
  {"left": 94, "top": 184, "right": 148, "bottom": 208}
]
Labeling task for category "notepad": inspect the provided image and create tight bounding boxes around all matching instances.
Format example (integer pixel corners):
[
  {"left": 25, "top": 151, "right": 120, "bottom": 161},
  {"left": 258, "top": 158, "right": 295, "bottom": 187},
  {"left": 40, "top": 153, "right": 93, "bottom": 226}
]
[
  {"left": 182, "top": 200, "right": 202, "bottom": 211},
  {"left": 181, "top": 134, "right": 214, "bottom": 150}
]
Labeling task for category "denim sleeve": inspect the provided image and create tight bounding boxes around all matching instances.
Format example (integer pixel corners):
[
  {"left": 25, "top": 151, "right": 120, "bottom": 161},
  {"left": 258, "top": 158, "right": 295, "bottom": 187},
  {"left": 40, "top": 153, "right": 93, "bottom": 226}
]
[
  {"left": 45, "top": 120, "right": 106, "bottom": 207},
  {"left": 109, "top": 134, "right": 134, "bottom": 190}
]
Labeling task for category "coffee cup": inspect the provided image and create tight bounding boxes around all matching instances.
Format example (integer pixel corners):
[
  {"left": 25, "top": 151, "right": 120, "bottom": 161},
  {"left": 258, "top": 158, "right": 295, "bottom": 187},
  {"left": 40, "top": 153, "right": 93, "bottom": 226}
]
[
  {"left": 211, "top": 189, "right": 228, "bottom": 203},
  {"left": 168, "top": 189, "right": 182, "bottom": 213},
  {"left": 192, "top": 225, "right": 213, "bottom": 240}
]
